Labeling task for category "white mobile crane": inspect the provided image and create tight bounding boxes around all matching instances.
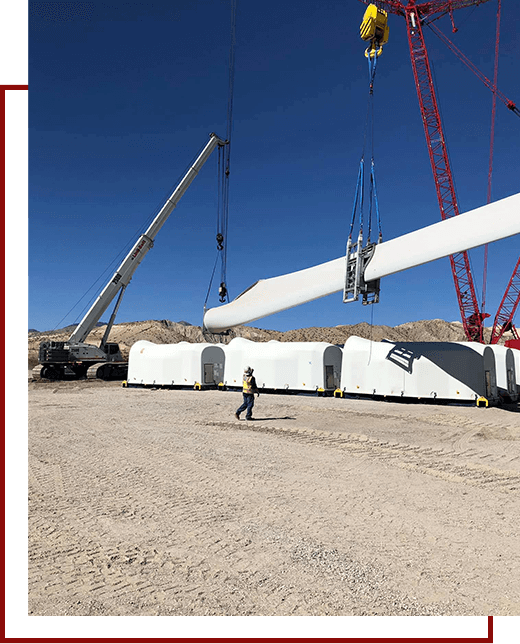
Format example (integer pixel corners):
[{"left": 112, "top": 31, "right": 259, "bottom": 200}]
[{"left": 35, "top": 133, "right": 227, "bottom": 380}]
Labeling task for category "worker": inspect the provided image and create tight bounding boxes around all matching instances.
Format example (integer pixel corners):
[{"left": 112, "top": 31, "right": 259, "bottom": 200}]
[{"left": 235, "top": 366, "right": 260, "bottom": 421}]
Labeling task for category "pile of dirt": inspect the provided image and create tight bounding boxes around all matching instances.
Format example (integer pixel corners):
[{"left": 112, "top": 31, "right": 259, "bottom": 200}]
[{"left": 27, "top": 318, "right": 497, "bottom": 369}]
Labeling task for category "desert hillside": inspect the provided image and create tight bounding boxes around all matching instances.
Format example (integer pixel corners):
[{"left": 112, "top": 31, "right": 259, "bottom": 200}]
[{"left": 28, "top": 318, "right": 501, "bottom": 369}]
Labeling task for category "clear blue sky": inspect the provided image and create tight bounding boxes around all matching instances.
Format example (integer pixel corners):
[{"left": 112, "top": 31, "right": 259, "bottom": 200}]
[{"left": 29, "top": 0, "right": 519, "bottom": 333}]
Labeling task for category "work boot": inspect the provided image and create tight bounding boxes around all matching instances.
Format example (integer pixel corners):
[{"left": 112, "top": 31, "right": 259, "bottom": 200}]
[
  {"left": 246, "top": 417, "right": 253, "bottom": 421},
  {"left": 235, "top": 412, "right": 240, "bottom": 420}
]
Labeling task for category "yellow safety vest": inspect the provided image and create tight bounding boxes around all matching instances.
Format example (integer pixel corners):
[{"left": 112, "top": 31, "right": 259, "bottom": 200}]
[{"left": 243, "top": 376, "right": 254, "bottom": 394}]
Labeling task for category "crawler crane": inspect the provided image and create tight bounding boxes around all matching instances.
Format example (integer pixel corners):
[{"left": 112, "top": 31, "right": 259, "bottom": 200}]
[{"left": 34, "top": 133, "right": 227, "bottom": 380}]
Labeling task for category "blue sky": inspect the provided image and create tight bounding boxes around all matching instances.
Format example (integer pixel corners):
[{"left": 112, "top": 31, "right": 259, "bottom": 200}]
[{"left": 29, "top": 0, "right": 519, "bottom": 333}]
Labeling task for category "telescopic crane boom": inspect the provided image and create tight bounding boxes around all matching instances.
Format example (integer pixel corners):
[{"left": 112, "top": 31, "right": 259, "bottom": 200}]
[{"left": 36, "top": 133, "right": 226, "bottom": 380}]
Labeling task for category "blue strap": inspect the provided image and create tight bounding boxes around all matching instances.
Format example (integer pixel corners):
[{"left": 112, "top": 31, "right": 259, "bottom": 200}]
[
  {"left": 368, "top": 54, "right": 377, "bottom": 94},
  {"left": 370, "top": 159, "right": 382, "bottom": 241},
  {"left": 349, "top": 158, "right": 365, "bottom": 238},
  {"left": 347, "top": 54, "right": 381, "bottom": 246}
]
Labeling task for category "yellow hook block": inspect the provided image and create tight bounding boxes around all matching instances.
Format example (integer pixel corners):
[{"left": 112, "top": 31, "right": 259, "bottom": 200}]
[{"left": 360, "top": 4, "right": 389, "bottom": 56}]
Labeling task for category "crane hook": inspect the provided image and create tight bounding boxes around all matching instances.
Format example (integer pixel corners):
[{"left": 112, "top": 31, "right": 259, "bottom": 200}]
[{"left": 218, "top": 282, "right": 228, "bottom": 302}]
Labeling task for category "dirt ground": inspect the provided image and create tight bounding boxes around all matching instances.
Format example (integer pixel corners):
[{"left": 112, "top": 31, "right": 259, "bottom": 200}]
[{"left": 28, "top": 379, "right": 520, "bottom": 616}]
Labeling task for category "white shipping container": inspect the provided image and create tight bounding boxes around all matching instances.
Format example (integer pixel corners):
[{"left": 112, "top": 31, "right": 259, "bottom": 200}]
[
  {"left": 341, "top": 336, "right": 499, "bottom": 404},
  {"left": 475, "top": 344, "right": 517, "bottom": 402},
  {"left": 510, "top": 347, "right": 520, "bottom": 394},
  {"left": 454, "top": 342, "right": 518, "bottom": 403},
  {"left": 222, "top": 337, "right": 342, "bottom": 392},
  {"left": 128, "top": 340, "right": 225, "bottom": 387}
]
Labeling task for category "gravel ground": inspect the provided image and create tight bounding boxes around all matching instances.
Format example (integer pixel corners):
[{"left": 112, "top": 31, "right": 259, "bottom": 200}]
[{"left": 28, "top": 379, "right": 520, "bottom": 616}]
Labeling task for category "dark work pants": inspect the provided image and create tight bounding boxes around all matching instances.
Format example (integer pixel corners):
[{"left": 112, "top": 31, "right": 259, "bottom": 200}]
[{"left": 237, "top": 393, "right": 255, "bottom": 419}]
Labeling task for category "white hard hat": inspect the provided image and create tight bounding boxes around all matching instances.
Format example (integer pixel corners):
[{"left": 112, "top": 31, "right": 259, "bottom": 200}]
[{"left": 244, "top": 366, "right": 253, "bottom": 374}]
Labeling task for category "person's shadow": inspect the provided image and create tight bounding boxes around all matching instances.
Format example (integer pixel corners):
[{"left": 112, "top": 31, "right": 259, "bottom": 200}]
[{"left": 245, "top": 416, "right": 296, "bottom": 421}]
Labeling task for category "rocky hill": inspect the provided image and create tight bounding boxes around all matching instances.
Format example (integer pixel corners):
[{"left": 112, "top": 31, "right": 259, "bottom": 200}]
[{"left": 28, "top": 318, "right": 502, "bottom": 369}]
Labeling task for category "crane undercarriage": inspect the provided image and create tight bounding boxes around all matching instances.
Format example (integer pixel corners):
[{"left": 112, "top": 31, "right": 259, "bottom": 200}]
[{"left": 33, "top": 340, "right": 127, "bottom": 381}]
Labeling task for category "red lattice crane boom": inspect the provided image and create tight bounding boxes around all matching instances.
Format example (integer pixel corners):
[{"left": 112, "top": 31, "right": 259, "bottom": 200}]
[
  {"left": 359, "top": 0, "right": 494, "bottom": 342},
  {"left": 364, "top": 1, "right": 492, "bottom": 19},
  {"left": 490, "top": 257, "right": 520, "bottom": 345}
]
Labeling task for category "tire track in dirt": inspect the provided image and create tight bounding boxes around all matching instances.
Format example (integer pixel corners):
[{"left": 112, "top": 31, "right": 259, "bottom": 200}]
[
  {"left": 204, "top": 420, "right": 520, "bottom": 493},
  {"left": 29, "top": 435, "right": 313, "bottom": 615},
  {"left": 29, "top": 456, "right": 68, "bottom": 498},
  {"left": 29, "top": 388, "right": 520, "bottom": 616},
  {"left": 29, "top": 420, "right": 453, "bottom": 616},
  {"left": 29, "top": 499, "right": 312, "bottom": 615},
  {"left": 29, "top": 511, "right": 170, "bottom": 609}
]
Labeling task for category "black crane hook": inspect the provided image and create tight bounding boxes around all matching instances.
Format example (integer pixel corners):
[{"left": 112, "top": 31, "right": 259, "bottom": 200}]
[{"left": 218, "top": 282, "right": 228, "bottom": 303}]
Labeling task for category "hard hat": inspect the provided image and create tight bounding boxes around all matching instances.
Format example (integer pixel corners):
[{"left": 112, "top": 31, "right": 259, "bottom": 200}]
[{"left": 244, "top": 366, "right": 253, "bottom": 374}]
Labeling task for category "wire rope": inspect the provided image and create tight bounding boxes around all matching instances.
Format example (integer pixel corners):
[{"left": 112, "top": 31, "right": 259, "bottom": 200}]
[
  {"left": 206, "top": 0, "right": 237, "bottom": 309},
  {"left": 53, "top": 142, "right": 209, "bottom": 332}
]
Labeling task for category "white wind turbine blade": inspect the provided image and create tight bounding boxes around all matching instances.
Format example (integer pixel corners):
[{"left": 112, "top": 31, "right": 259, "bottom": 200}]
[{"left": 203, "top": 192, "right": 520, "bottom": 333}]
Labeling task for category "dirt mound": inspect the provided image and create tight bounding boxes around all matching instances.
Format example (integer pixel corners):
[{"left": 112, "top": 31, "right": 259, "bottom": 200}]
[{"left": 28, "top": 318, "right": 492, "bottom": 369}]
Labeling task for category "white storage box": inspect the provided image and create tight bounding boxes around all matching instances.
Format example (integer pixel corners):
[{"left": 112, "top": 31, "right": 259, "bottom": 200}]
[
  {"left": 222, "top": 337, "right": 342, "bottom": 392},
  {"left": 341, "top": 336, "right": 499, "bottom": 404},
  {"left": 128, "top": 340, "right": 225, "bottom": 387},
  {"left": 464, "top": 343, "right": 517, "bottom": 403}
]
